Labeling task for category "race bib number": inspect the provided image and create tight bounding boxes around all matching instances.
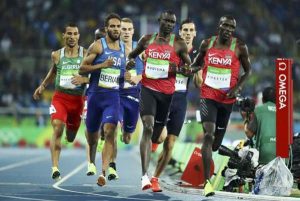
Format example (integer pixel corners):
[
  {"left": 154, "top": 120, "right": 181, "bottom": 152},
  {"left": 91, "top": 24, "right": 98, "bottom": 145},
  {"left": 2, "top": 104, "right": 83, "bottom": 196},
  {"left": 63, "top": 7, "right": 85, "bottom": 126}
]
[
  {"left": 204, "top": 66, "right": 231, "bottom": 89},
  {"left": 124, "top": 69, "right": 137, "bottom": 89},
  {"left": 98, "top": 68, "right": 120, "bottom": 89},
  {"left": 59, "top": 75, "right": 76, "bottom": 89},
  {"left": 49, "top": 105, "right": 56, "bottom": 115},
  {"left": 145, "top": 58, "right": 169, "bottom": 79},
  {"left": 175, "top": 74, "right": 188, "bottom": 91}
]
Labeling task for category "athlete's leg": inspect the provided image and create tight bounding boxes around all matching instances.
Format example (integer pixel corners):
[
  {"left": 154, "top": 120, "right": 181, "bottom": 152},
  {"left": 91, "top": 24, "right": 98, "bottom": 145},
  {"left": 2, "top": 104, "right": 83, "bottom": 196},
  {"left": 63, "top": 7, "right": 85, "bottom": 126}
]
[
  {"left": 201, "top": 121, "right": 216, "bottom": 180},
  {"left": 140, "top": 115, "right": 155, "bottom": 175},
  {"left": 86, "top": 128, "right": 98, "bottom": 176},
  {"left": 154, "top": 134, "right": 177, "bottom": 177},
  {"left": 85, "top": 93, "right": 102, "bottom": 166},
  {"left": 199, "top": 99, "right": 218, "bottom": 181},
  {"left": 102, "top": 122, "right": 117, "bottom": 176},
  {"left": 121, "top": 93, "right": 140, "bottom": 144},
  {"left": 212, "top": 103, "right": 233, "bottom": 151},
  {"left": 50, "top": 119, "right": 65, "bottom": 169}
]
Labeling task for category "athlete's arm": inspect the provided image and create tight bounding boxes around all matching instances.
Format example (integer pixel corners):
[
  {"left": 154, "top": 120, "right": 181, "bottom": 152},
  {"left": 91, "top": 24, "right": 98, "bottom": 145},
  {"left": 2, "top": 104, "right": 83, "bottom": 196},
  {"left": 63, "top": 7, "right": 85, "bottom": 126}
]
[
  {"left": 126, "top": 35, "right": 150, "bottom": 70},
  {"left": 226, "top": 40, "right": 252, "bottom": 98},
  {"left": 244, "top": 113, "right": 257, "bottom": 138},
  {"left": 177, "top": 37, "right": 191, "bottom": 66},
  {"left": 71, "top": 75, "right": 90, "bottom": 85},
  {"left": 130, "top": 74, "right": 142, "bottom": 85},
  {"left": 191, "top": 39, "right": 208, "bottom": 68},
  {"left": 79, "top": 42, "right": 114, "bottom": 75},
  {"left": 33, "top": 51, "right": 58, "bottom": 100},
  {"left": 172, "top": 37, "right": 193, "bottom": 76}
]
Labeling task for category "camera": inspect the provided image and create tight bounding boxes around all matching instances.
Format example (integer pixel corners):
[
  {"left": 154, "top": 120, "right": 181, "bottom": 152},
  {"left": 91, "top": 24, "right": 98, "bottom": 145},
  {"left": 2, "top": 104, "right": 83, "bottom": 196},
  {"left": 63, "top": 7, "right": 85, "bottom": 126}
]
[
  {"left": 219, "top": 144, "right": 258, "bottom": 192},
  {"left": 236, "top": 96, "right": 255, "bottom": 113},
  {"left": 219, "top": 145, "right": 256, "bottom": 179}
]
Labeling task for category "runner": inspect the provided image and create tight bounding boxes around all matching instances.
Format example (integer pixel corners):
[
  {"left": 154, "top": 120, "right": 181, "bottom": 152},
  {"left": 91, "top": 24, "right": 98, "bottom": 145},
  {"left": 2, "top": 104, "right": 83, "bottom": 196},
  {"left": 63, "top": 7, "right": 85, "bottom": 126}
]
[
  {"left": 126, "top": 10, "right": 191, "bottom": 191},
  {"left": 150, "top": 19, "right": 198, "bottom": 192},
  {"left": 79, "top": 13, "right": 125, "bottom": 187},
  {"left": 33, "top": 23, "right": 86, "bottom": 180},
  {"left": 192, "top": 15, "right": 252, "bottom": 196}
]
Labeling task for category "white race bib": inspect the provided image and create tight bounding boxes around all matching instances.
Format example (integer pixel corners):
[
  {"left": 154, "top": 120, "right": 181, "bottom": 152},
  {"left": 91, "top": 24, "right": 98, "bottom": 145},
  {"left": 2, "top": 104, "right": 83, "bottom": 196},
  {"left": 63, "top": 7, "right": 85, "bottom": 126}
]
[
  {"left": 124, "top": 69, "right": 137, "bottom": 89},
  {"left": 59, "top": 75, "right": 76, "bottom": 89},
  {"left": 145, "top": 58, "right": 169, "bottom": 79},
  {"left": 175, "top": 74, "right": 188, "bottom": 91},
  {"left": 204, "top": 66, "right": 231, "bottom": 89},
  {"left": 98, "top": 68, "right": 120, "bottom": 89}
]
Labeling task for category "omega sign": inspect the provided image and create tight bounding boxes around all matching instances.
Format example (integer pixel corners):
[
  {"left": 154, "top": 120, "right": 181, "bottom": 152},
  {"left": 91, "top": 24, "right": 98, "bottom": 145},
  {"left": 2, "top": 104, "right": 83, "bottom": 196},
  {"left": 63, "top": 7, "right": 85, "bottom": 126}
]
[
  {"left": 278, "top": 62, "right": 287, "bottom": 109},
  {"left": 275, "top": 58, "right": 293, "bottom": 158}
]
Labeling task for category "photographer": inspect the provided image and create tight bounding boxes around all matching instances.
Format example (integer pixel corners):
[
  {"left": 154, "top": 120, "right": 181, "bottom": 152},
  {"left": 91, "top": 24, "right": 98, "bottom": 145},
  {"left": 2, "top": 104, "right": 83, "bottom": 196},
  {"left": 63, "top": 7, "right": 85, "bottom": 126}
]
[{"left": 242, "top": 86, "right": 276, "bottom": 165}]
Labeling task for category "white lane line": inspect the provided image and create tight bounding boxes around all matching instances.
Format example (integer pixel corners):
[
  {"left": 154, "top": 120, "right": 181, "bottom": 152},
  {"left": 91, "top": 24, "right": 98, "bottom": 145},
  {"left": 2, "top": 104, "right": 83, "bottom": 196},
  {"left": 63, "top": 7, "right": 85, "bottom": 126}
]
[
  {"left": 0, "top": 182, "right": 49, "bottom": 186},
  {"left": 0, "top": 194, "right": 54, "bottom": 201},
  {"left": 0, "top": 156, "right": 49, "bottom": 172},
  {"left": 53, "top": 161, "right": 86, "bottom": 187},
  {"left": 52, "top": 160, "right": 164, "bottom": 201}
]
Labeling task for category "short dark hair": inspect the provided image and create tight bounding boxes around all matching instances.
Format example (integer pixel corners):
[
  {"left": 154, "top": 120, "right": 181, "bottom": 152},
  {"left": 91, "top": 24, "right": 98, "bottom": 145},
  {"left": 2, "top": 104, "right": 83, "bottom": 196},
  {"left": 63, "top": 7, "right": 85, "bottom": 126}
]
[
  {"left": 121, "top": 17, "right": 133, "bottom": 24},
  {"left": 104, "top": 13, "right": 121, "bottom": 27},
  {"left": 64, "top": 22, "right": 78, "bottom": 32},
  {"left": 158, "top": 10, "right": 176, "bottom": 21},
  {"left": 262, "top": 86, "right": 275, "bottom": 103},
  {"left": 179, "top": 18, "right": 196, "bottom": 30},
  {"left": 219, "top": 15, "right": 236, "bottom": 24}
]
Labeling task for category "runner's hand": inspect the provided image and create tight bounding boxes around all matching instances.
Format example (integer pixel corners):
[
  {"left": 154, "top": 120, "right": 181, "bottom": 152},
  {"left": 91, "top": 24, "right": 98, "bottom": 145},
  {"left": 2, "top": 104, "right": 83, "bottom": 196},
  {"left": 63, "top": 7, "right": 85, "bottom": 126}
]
[
  {"left": 101, "top": 58, "right": 114, "bottom": 69},
  {"left": 169, "top": 62, "right": 178, "bottom": 73},
  {"left": 181, "top": 65, "right": 193, "bottom": 76},
  {"left": 125, "top": 71, "right": 132, "bottom": 82},
  {"left": 71, "top": 74, "right": 86, "bottom": 85},
  {"left": 126, "top": 58, "right": 135, "bottom": 70},
  {"left": 33, "top": 84, "right": 45, "bottom": 100},
  {"left": 226, "top": 85, "right": 242, "bottom": 99}
]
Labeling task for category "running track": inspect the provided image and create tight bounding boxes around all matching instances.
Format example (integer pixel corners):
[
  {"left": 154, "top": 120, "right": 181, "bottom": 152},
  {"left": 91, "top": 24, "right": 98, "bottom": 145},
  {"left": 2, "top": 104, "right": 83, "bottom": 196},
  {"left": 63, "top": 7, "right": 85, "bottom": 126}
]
[{"left": 0, "top": 147, "right": 290, "bottom": 201}]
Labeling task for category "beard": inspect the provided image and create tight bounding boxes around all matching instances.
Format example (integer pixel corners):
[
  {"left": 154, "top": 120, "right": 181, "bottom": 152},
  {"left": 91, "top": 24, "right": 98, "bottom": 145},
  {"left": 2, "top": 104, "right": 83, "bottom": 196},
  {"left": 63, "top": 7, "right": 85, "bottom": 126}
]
[{"left": 107, "top": 31, "right": 120, "bottom": 41}]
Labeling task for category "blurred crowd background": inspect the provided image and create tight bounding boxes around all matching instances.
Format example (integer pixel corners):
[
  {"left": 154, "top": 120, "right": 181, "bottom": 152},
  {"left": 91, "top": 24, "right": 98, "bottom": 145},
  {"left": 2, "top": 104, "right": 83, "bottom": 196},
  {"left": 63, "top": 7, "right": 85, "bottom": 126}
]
[{"left": 0, "top": 0, "right": 299, "bottom": 138}]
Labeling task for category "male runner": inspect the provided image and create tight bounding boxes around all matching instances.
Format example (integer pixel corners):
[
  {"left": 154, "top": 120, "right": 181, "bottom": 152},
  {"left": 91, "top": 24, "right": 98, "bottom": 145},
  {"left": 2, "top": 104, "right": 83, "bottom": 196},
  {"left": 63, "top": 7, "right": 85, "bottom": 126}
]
[
  {"left": 79, "top": 13, "right": 125, "bottom": 187},
  {"left": 105, "top": 17, "right": 144, "bottom": 181},
  {"left": 33, "top": 23, "right": 86, "bottom": 180},
  {"left": 84, "top": 27, "right": 106, "bottom": 176},
  {"left": 150, "top": 19, "right": 198, "bottom": 192},
  {"left": 192, "top": 15, "right": 251, "bottom": 196},
  {"left": 126, "top": 10, "right": 191, "bottom": 191}
]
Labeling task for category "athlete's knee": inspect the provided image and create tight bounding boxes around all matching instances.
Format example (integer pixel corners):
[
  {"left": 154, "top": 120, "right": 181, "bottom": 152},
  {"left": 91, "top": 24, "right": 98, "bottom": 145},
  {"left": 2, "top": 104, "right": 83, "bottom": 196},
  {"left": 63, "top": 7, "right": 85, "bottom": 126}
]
[
  {"left": 104, "top": 127, "right": 116, "bottom": 141},
  {"left": 122, "top": 133, "right": 131, "bottom": 144},
  {"left": 143, "top": 121, "right": 154, "bottom": 136},
  {"left": 52, "top": 120, "right": 64, "bottom": 138},
  {"left": 203, "top": 133, "right": 215, "bottom": 144},
  {"left": 66, "top": 130, "right": 77, "bottom": 143}
]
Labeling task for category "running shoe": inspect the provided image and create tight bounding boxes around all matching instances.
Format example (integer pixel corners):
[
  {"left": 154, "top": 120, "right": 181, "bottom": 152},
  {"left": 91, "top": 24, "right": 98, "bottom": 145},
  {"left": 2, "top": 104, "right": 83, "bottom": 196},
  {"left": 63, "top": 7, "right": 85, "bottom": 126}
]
[
  {"left": 151, "top": 143, "right": 159, "bottom": 152},
  {"left": 151, "top": 177, "right": 162, "bottom": 192},
  {"left": 107, "top": 167, "right": 119, "bottom": 181},
  {"left": 51, "top": 167, "right": 61, "bottom": 181},
  {"left": 86, "top": 163, "right": 96, "bottom": 176},
  {"left": 97, "top": 174, "right": 106, "bottom": 187},
  {"left": 141, "top": 174, "right": 152, "bottom": 190},
  {"left": 97, "top": 139, "right": 105, "bottom": 152},
  {"left": 203, "top": 180, "right": 215, "bottom": 197}
]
